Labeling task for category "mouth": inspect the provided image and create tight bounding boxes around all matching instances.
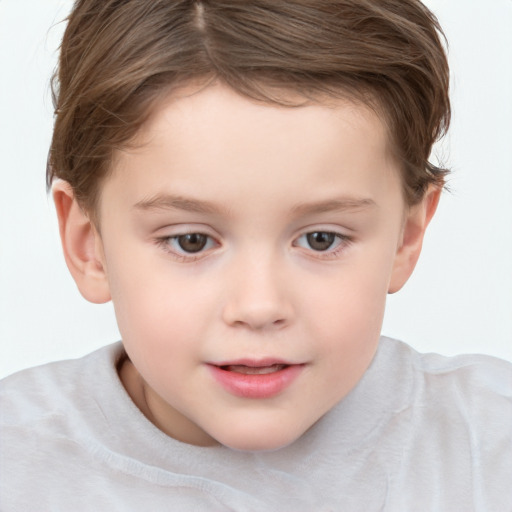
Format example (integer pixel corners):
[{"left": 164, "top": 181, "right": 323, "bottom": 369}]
[
  {"left": 207, "top": 360, "right": 304, "bottom": 399},
  {"left": 220, "top": 363, "right": 289, "bottom": 375}
]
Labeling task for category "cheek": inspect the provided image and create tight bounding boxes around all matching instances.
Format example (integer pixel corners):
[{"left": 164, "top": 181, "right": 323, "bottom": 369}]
[
  {"left": 105, "top": 248, "right": 210, "bottom": 350},
  {"left": 317, "top": 281, "right": 385, "bottom": 363},
  {"left": 299, "top": 253, "right": 392, "bottom": 386},
  {"left": 303, "top": 253, "right": 391, "bottom": 333}
]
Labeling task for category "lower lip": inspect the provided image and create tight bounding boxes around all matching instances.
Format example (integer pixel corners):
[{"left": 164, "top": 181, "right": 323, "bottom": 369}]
[{"left": 207, "top": 364, "right": 304, "bottom": 399}]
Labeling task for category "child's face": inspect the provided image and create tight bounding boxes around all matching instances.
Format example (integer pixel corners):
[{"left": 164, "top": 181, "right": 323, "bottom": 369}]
[{"left": 92, "top": 84, "right": 416, "bottom": 450}]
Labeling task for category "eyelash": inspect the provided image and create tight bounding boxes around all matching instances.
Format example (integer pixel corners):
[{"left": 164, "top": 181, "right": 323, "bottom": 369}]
[
  {"left": 155, "top": 232, "right": 218, "bottom": 262},
  {"left": 155, "top": 230, "right": 352, "bottom": 262},
  {"left": 293, "top": 231, "right": 352, "bottom": 259}
]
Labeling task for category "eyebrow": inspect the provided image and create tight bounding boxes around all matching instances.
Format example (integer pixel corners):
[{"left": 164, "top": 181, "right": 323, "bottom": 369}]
[
  {"left": 291, "top": 197, "right": 376, "bottom": 216},
  {"left": 133, "top": 194, "right": 376, "bottom": 216},
  {"left": 133, "top": 194, "right": 227, "bottom": 215}
]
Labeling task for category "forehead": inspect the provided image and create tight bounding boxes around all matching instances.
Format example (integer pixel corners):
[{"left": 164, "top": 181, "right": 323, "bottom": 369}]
[
  {"left": 127, "top": 84, "right": 391, "bottom": 163},
  {"left": 101, "top": 83, "right": 401, "bottom": 220},
  {"left": 120, "top": 81, "right": 390, "bottom": 156}
]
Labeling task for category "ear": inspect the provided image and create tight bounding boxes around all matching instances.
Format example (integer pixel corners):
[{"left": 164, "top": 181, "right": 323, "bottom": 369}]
[
  {"left": 388, "top": 186, "right": 441, "bottom": 294},
  {"left": 53, "top": 181, "right": 111, "bottom": 304}
]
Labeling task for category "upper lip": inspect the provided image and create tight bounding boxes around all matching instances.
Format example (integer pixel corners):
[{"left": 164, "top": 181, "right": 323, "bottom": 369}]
[{"left": 208, "top": 358, "right": 298, "bottom": 368}]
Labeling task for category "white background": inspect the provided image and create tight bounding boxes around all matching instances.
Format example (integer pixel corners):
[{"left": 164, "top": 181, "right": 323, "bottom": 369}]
[{"left": 1, "top": 0, "right": 511, "bottom": 378}]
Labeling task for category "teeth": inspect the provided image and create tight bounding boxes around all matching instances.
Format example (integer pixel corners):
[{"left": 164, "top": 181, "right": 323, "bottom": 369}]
[{"left": 225, "top": 364, "right": 286, "bottom": 375}]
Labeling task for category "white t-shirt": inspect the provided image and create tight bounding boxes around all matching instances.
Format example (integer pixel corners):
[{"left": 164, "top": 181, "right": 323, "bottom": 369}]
[{"left": 1, "top": 337, "right": 511, "bottom": 511}]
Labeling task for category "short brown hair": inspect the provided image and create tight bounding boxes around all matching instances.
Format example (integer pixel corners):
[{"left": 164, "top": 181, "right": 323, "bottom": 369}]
[{"left": 47, "top": 0, "right": 450, "bottom": 215}]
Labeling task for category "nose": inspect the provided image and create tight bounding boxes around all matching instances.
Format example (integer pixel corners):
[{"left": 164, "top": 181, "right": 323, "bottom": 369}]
[{"left": 221, "top": 255, "right": 293, "bottom": 331}]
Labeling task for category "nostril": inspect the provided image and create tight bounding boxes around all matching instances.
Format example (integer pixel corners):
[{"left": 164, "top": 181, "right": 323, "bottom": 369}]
[
  {"left": 230, "top": 316, "right": 288, "bottom": 330},
  {"left": 221, "top": 290, "right": 293, "bottom": 330}
]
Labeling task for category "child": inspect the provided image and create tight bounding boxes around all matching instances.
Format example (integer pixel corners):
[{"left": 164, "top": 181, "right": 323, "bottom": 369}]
[{"left": 1, "top": 0, "right": 511, "bottom": 510}]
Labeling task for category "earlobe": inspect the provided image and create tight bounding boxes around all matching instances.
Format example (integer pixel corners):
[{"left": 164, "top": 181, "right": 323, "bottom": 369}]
[
  {"left": 388, "top": 186, "right": 441, "bottom": 294},
  {"left": 53, "top": 181, "right": 111, "bottom": 304}
]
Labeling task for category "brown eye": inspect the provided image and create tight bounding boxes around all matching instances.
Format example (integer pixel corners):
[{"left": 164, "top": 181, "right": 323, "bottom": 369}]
[
  {"left": 176, "top": 233, "right": 208, "bottom": 253},
  {"left": 306, "top": 232, "right": 336, "bottom": 251}
]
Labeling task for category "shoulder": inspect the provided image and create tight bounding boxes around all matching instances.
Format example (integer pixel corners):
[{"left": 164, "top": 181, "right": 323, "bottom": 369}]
[
  {"left": 383, "top": 336, "right": 512, "bottom": 418},
  {"left": 0, "top": 343, "right": 124, "bottom": 428},
  {"left": 414, "top": 343, "right": 512, "bottom": 437},
  {"left": 368, "top": 337, "right": 512, "bottom": 441},
  {"left": 400, "top": 338, "right": 512, "bottom": 405},
  {"left": 376, "top": 338, "right": 512, "bottom": 507},
  {"left": 381, "top": 336, "right": 512, "bottom": 393},
  {"left": 0, "top": 343, "right": 133, "bottom": 509},
  {"left": 376, "top": 337, "right": 512, "bottom": 453},
  {"left": 386, "top": 338, "right": 512, "bottom": 451}
]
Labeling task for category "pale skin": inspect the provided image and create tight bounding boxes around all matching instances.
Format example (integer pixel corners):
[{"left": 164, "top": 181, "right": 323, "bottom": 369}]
[{"left": 54, "top": 83, "right": 439, "bottom": 451}]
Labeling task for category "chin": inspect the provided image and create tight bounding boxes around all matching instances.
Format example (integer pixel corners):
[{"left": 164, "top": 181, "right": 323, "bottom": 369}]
[{"left": 214, "top": 424, "right": 305, "bottom": 452}]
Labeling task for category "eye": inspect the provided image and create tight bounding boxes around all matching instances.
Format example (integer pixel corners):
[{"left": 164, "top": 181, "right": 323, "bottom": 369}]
[
  {"left": 174, "top": 233, "right": 209, "bottom": 253},
  {"left": 161, "top": 232, "right": 217, "bottom": 256},
  {"left": 294, "top": 231, "right": 346, "bottom": 253}
]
